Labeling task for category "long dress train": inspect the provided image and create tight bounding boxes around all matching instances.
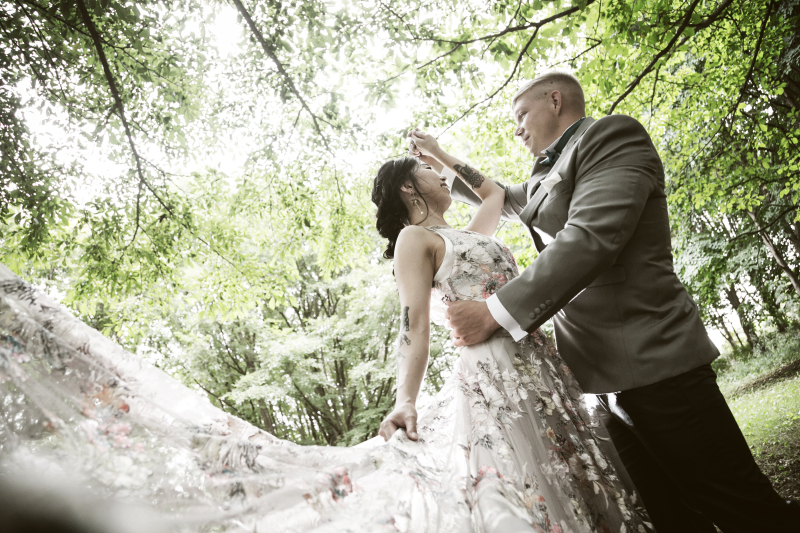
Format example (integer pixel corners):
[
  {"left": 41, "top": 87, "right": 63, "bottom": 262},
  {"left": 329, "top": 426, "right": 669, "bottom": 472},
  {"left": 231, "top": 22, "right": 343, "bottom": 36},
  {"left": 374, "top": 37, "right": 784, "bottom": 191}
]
[{"left": 0, "top": 227, "right": 649, "bottom": 532}]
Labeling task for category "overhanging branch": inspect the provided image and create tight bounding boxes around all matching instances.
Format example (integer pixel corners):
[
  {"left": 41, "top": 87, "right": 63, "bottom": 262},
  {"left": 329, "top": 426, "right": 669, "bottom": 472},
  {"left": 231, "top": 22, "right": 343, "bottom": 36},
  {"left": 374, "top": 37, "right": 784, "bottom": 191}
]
[
  {"left": 607, "top": 0, "right": 702, "bottom": 114},
  {"left": 727, "top": 1, "right": 775, "bottom": 129},
  {"left": 230, "top": 0, "right": 329, "bottom": 149},
  {"left": 428, "top": 0, "right": 596, "bottom": 45},
  {"left": 431, "top": 1, "right": 596, "bottom": 133},
  {"left": 440, "top": 27, "right": 540, "bottom": 135},
  {"left": 76, "top": 0, "right": 244, "bottom": 273}
]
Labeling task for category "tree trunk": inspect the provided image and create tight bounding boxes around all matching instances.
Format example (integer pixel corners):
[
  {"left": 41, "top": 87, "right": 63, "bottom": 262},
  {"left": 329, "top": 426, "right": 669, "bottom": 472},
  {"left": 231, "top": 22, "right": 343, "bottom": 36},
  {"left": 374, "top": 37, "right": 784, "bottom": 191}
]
[
  {"left": 781, "top": 218, "right": 800, "bottom": 257},
  {"left": 711, "top": 312, "right": 740, "bottom": 352},
  {"left": 725, "top": 284, "right": 758, "bottom": 349},
  {"left": 305, "top": 407, "right": 320, "bottom": 443},
  {"left": 752, "top": 277, "right": 790, "bottom": 332},
  {"left": 748, "top": 211, "right": 800, "bottom": 296},
  {"left": 258, "top": 399, "right": 275, "bottom": 435}
]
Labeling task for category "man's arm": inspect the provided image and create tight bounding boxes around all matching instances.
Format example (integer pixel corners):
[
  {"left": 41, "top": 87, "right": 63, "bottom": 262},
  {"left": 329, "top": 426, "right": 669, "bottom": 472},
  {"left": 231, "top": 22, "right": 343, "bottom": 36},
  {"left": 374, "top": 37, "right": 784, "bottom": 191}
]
[{"left": 495, "top": 115, "right": 661, "bottom": 332}]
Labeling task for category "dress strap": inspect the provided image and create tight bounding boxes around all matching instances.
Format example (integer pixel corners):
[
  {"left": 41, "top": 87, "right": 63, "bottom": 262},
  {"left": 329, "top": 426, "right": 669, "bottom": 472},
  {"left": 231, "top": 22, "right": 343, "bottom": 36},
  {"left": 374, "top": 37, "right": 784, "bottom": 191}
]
[{"left": 427, "top": 227, "right": 455, "bottom": 282}]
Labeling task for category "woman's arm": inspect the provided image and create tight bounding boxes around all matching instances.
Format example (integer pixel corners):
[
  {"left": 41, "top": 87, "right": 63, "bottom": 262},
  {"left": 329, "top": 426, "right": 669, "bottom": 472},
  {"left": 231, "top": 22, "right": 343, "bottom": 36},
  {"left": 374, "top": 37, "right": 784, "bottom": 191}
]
[
  {"left": 378, "top": 226, "right": 438, "bottom": 442},
  {"left": 409, "top": 130, "right": 505, "bottom": 236}
]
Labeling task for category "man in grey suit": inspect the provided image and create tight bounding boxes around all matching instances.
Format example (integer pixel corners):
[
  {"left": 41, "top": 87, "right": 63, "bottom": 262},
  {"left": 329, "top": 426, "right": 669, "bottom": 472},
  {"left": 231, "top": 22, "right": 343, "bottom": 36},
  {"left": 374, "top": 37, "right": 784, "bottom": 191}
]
[{"left": 445, "top": 71, "right": 800, "bottom": 532}]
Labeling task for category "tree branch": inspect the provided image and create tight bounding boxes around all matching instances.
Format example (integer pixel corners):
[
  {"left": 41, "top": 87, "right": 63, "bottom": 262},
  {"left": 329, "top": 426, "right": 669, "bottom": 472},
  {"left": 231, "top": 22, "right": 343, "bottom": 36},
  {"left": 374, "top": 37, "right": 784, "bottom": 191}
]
[
  {"left": 429, "top": 1, "right": 595, "bottom": 45},
  {"left": 480, "top": 0, "right": 525, "bottom": 58},
  {"left": 192, "top": 379, "right": 241, "bottom": 415},
  {"left": 675, "top": 1, "right": 777, "bottom": 179},
  {"left": 746, "top": 209, "right": 800, "bottom": 295},
  {"left": 229, "top": 0, "right": 329, "bottom": 149},
  {"left": 120, "top": 180, "right": 144, "bottom": 254},
  {"left": 727, "top": 1, "right": 774, "bottom": 129},
  {"left": 74, "top": 0, "right": 163, "bottom": 232},
  {"left": 377, "top": 0, "right": 416, "bottom": 39},
  {"left": 607, "top": 0, "right": 702, "bottom": 114},
  {"left": 430, "top": 2, "right": 596, "bottom": 133},
  {"left": 379, "top": 43, "right": 462, "bottom": 85},
  {"left": 440, "top": 27, "right": 540, "bottom": 135},
  {"left": 75, "top": 0, "right": 245, "bottom": 274},
  {"left": 648, "top": 62, "right": 662, "bottom": 128},
  {"left": 546, "top": 39, "right": 602, "bottom": 69},
  {"left": 690, "top": 0, "right": 736, "bottom": 29},
  {"left": 291, "top": 381, "right": 340, "bottom": 431},
  {"left": 730, "top": 205, "right": 798, "bottom": 241},
  {"left": 20, "top": 0, "right": 185, "bottom": 90}
]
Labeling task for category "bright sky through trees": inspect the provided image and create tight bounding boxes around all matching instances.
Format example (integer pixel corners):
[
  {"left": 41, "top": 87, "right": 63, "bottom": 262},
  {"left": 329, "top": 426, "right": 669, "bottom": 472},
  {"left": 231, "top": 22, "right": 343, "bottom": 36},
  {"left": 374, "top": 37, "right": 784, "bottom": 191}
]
[{"left": 1, "top": 0, "right": 797, "bottom": 442}]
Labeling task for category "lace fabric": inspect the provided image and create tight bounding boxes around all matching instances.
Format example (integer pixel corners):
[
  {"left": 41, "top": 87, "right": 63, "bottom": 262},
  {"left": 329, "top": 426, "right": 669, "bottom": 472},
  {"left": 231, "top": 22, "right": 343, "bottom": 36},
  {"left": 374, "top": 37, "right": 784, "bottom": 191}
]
[{"left": 0, "top": 232, "right": 649, "bottom": 532}]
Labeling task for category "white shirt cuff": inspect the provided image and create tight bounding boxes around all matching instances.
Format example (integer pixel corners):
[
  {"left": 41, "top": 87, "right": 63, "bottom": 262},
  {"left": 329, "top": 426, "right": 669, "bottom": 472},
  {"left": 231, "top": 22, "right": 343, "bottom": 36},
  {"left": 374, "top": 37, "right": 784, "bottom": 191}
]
[
  {"left": 486, "top": 294, "right": 528, "bottom": 341},
  {"left": 439, "top": 166, "right": 457, "bottom": 188}
]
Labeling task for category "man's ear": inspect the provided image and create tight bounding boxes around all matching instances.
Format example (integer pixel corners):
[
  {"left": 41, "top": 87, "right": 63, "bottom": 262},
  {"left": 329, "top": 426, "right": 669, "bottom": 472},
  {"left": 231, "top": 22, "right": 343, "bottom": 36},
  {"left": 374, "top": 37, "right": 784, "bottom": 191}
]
[{"left": 550, "top": 90, "right": 563, "bottom": 114}]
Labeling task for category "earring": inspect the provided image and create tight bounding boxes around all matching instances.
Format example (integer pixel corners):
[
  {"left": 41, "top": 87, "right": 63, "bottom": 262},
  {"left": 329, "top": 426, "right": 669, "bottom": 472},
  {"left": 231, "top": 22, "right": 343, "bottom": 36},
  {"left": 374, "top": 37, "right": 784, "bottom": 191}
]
[{"left": 411, "top": 198, "right": 423, "bottom": 215}]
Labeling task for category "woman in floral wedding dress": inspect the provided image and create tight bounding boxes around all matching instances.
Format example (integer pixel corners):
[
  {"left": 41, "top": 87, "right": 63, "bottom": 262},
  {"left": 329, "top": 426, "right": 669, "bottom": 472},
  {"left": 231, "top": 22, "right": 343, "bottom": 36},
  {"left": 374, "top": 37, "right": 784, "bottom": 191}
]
[
  {"left": 368, "top": 130, "right": 651, "bottom": 533},
  {"left": 0, "top": 137, "right": 649, "bottom": 532}
]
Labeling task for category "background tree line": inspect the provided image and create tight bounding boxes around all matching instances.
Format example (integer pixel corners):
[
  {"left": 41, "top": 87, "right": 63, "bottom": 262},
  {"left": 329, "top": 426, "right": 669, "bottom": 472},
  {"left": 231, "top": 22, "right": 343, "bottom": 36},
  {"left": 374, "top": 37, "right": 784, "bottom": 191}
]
[{"left": 1, "top": 0, "right": 798, "bottom": 443}]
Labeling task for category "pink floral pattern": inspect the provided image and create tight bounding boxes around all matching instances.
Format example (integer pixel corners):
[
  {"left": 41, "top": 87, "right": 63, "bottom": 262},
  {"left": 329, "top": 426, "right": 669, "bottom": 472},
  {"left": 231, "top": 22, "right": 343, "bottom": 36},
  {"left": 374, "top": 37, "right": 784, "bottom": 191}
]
[
  {"left": 0, "top": 239, "right": 650, "bottom": 533},
  {"left": 427, "top": 226, "right": 650, "bottom": 533}
]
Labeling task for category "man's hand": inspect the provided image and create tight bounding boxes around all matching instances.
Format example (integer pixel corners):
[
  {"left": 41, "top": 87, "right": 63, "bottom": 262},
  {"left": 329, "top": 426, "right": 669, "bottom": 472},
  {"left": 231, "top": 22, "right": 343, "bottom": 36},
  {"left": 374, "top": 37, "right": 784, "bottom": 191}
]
[
  {"left": 379, "top": 402, "right": 418, "bottom": 441},
  {"left": 445, "top": 300, "right": 500, "bottom": 347}
]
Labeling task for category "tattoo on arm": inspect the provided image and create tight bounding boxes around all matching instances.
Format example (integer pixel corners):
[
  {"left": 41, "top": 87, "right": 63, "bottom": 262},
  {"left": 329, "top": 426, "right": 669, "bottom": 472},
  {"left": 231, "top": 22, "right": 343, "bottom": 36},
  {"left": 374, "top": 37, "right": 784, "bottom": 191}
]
[
  {"left": 396, "top": 306, "right": 411, "bottom": 358},
  {"left": 453, "top": 163, "right": 486, "bottom": 189}
]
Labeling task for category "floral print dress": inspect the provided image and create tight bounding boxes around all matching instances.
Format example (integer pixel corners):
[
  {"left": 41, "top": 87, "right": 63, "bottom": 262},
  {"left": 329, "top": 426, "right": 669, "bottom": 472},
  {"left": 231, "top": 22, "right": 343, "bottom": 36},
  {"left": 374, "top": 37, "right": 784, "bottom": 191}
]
[
  {"left": 0, "top": 231, "right": 650, "bottom": 533},
  {"left": 423, "top": 226, "right": 650, "bottom": 533}
]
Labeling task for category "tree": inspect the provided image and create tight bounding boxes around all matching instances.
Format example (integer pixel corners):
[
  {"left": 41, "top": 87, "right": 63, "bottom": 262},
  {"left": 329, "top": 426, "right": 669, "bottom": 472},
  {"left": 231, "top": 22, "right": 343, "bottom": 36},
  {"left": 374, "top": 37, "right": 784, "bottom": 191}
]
[
  {"left": 140, "top": 257, "right": 454, "bottom": 445},
  {"left": 4, "top": 0, "right": 799, "bottom": 445}
]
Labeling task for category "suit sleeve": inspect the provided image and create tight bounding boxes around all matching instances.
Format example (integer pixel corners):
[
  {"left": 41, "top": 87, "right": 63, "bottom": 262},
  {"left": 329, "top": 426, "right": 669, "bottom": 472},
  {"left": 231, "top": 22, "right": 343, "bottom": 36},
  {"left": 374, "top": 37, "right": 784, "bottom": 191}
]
[
  {"left": 495, "top": 115, "right": 662, "bottom": 332},
  {"left": 449, "top": 173, "right": 528, "bottom": 222}
]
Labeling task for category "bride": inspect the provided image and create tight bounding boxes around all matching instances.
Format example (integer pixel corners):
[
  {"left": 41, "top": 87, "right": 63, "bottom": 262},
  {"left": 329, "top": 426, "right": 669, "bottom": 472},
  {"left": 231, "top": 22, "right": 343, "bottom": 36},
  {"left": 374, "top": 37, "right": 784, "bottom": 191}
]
[
  {"left": 370, "top": 129, "right": 650, "bottom": 532},
  {"left": 0, "top": 133, "right": 650, "bottom": 533}
]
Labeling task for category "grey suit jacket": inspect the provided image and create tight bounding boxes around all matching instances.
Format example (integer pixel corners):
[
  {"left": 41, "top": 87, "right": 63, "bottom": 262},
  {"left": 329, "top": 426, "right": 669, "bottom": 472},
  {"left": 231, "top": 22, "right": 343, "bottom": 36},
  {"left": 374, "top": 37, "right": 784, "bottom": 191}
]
[{"left": 451, "top": 115, "right": 718, "bottom": 393}]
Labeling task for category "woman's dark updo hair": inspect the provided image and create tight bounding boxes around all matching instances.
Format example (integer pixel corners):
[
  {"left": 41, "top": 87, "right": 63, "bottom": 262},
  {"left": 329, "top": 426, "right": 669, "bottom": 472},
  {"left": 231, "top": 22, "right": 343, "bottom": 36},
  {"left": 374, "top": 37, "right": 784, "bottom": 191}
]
[{"left": 371, "top": 157, "right": 423, "bottom": 259}]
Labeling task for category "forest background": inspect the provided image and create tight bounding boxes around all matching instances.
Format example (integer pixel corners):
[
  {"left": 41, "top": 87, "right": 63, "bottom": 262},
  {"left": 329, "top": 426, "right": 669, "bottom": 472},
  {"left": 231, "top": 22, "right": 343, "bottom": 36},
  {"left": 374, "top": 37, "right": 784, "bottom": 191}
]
[{"left": 1, "top": 0, "right": 799, "bottom": 448}]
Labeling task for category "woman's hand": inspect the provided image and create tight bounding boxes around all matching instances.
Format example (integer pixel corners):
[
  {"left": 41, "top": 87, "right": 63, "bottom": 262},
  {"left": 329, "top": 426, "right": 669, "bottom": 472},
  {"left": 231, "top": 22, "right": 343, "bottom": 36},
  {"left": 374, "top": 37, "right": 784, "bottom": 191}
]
[
  {"left": 408, "top": 131, "right": 442, "bottom": 172},
  {"left": 408, "top": 129, "right": 440, "bottom": 158},
  {"left": 379, "top": 402, "right": 419, "bottom": 441}
]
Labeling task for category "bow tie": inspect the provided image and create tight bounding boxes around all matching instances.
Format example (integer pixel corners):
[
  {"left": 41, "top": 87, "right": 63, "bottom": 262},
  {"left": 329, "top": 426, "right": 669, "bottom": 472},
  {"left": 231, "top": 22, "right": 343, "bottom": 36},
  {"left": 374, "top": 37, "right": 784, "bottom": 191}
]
[{"left": 540, "top": 117, "right": 586, "bottom": 167}]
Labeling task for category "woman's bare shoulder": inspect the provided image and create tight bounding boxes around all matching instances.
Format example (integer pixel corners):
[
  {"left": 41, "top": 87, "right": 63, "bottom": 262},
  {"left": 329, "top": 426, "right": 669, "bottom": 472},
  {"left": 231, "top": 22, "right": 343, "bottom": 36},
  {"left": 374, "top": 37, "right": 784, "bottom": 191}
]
[{"left": 394, "top": 226, "right": 442, "bottom": 262}]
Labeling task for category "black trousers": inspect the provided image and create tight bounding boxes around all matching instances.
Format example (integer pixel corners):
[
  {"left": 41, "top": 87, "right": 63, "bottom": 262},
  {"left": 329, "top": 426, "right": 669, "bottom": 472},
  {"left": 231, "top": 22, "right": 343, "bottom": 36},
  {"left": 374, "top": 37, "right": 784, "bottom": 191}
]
[{"left": 596, "top": 364, "right": 800, "bottom": 533}]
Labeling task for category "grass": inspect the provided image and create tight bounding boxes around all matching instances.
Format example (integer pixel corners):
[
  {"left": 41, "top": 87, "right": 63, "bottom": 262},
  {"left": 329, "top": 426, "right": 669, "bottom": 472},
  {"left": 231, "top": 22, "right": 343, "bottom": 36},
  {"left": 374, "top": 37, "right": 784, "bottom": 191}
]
[{"left": 716, "top": 330, "right": 800, "bottom": 500}]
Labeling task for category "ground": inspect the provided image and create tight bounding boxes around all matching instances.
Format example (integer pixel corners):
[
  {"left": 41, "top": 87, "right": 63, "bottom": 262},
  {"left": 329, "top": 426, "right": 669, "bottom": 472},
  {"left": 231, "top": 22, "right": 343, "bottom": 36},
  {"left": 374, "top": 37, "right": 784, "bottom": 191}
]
[{"left": 717, "top": 335, "right": 800, "bottom": 501}]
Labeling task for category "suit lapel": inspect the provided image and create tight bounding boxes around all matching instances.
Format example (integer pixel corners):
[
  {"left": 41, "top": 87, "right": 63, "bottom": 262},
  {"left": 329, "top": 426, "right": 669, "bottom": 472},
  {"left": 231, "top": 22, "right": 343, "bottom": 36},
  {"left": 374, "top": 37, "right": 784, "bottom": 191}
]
[
  {"left": 520, "top": 178, "right": 550, "bottom": 225},
  {"left": 520, "top": 117, "right": 598, "bottom": 251},
  {"left": 523, "top": 117, "right": 597, "bottom": 208}
]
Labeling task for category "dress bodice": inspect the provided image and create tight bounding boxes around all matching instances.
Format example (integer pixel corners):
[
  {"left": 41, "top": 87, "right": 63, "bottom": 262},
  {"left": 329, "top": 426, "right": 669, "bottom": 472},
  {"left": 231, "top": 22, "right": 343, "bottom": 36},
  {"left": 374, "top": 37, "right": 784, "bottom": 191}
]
[{"left": 427, "top": 226, "right": 518, "bottom": 307}]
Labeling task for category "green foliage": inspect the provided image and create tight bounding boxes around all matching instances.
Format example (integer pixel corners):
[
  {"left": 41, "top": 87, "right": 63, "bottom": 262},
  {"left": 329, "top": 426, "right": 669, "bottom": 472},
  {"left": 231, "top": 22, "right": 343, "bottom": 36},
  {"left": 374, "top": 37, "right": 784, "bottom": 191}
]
[
  {"left": 729, "top": 374, "right": 800, "bottom": 455},
  {"left": 2, "top": 0, "right": 799, "bottom": 443},
  {"left": 138, "top": 259, "right": 455, "bottom": 445},
  {"left": 715, "top": 329, "right": 800, "bottom": 394}
]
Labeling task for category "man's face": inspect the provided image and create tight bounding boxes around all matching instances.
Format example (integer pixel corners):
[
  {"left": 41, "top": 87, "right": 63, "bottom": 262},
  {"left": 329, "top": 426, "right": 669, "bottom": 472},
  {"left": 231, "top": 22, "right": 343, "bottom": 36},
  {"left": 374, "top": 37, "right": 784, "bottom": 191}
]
[{"left": 512, "top": 91, "right": 559, "bottom": 157}]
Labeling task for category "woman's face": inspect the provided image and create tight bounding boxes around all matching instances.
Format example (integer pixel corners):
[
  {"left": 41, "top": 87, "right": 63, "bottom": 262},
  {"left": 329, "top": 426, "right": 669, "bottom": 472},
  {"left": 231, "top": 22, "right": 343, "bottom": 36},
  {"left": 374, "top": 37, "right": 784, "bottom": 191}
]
[{"left": 413, "top": 164, "right": 451, "bottom": 214}]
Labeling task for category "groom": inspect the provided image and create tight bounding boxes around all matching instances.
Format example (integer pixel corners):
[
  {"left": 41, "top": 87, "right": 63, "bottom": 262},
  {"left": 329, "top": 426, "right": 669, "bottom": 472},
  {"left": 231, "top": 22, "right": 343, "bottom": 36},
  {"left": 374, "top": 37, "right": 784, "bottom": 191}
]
[{"left": 444, "top": 71, "right": 800, "bottom": 532}]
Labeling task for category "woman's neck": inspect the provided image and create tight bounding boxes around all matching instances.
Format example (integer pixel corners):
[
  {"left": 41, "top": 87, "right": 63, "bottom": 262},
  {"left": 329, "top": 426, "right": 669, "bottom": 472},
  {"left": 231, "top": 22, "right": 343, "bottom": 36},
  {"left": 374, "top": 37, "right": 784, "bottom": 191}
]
[{"left": 408, "top": 210, "right": 449, "bottom": 228}]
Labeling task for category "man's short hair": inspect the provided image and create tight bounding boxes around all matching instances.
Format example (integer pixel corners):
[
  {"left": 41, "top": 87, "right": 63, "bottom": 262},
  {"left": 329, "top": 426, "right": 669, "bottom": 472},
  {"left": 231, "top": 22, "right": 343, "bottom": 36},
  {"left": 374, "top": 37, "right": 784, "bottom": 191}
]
[{"left": 511, "top": 70, "right": 586, "bottom": 112}]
